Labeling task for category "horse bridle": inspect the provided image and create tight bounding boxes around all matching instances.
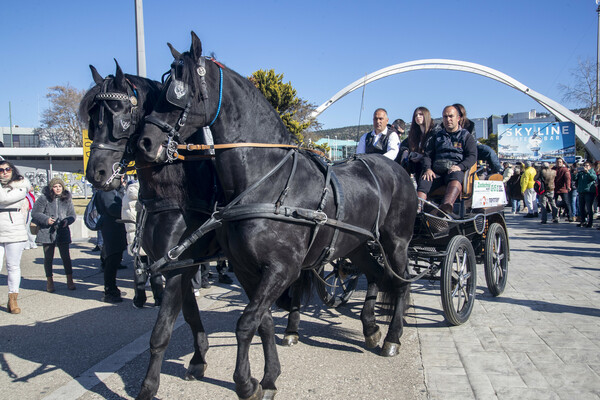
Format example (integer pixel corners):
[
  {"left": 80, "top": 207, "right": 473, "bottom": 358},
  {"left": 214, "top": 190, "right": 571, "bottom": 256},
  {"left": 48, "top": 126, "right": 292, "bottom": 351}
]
[
  {"left": 91, "top": 77, "right": 140, "bottom": 185},
  {"left": 144, "top": 56, "right": 224, "bottom": 162}
]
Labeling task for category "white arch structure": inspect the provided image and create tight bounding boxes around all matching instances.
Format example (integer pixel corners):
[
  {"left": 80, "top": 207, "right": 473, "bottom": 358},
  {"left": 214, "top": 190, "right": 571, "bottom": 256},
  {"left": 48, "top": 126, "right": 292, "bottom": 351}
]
[{"left": 309, "top": 59, "right": 600, "bottom": 160}]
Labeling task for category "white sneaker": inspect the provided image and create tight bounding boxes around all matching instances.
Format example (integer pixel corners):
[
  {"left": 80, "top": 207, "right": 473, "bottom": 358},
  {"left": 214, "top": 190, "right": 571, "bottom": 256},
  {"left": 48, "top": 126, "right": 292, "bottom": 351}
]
[{"left": 194, "top": 289, "right": 200, "bottom": 297}]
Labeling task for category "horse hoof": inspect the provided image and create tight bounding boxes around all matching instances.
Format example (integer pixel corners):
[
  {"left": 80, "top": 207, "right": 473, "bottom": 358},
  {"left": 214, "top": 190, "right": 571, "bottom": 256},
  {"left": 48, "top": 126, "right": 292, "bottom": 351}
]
[
  {"left": 281, "top": 333, "right": 299, "bottom": 346},
  {"left": 184, "top": 362, "right": 207, "bottom": 380},
  {"left": 380, "top": 341, "right": 400, "bottom": 357},
  {"left": 239, "top": 380, "right": 263, "bottom": 400},
  {"left": 262, "top": 389, "right": 277, "bottom": 400},
  {"left": 364, "top": 327, "right": 381, "bottom": 349}
]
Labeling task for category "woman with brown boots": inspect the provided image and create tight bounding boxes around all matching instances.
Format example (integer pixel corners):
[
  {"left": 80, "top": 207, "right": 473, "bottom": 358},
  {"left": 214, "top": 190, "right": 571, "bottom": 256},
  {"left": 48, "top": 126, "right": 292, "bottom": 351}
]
[
  {"left": 32, "top": 178, "right": 77, "bottom": 292},
  {"left": 0, "top": 161, "right": 31, "bottom": 314}
]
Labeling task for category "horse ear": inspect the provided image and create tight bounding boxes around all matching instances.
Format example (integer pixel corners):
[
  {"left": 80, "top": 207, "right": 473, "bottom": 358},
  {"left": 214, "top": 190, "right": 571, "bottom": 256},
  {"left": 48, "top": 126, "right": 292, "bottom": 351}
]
[
  {"left": 114, "top": 59, "right": 125, "bottom": 86},
  {"left": 90, "top": 65, "right": 104, "bottom": 85},
  {"left": 168, "top": 43, "right": 181, "bottom": 59},
  {"left": 190, "top": 31, "right": 202, "bottom": 59}
]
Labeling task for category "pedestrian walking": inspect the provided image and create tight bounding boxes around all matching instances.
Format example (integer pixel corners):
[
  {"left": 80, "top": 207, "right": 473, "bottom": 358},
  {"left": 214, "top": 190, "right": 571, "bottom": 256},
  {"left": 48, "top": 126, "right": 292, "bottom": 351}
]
[
  {"left": 31, "top": 177, "right": 77, "bottom": 292},
  {"left": 96, "top": 180, "right": 127, "bottom": 303},
  {"left": 0, "top": 161, "right": 31, "bottom": 314}
]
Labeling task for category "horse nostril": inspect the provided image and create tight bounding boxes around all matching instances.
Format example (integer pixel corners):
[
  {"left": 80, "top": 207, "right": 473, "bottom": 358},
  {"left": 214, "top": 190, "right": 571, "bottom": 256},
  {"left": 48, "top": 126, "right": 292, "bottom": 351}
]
[{"left": 140, "top": 137, "right": 153, "bottom": 152}]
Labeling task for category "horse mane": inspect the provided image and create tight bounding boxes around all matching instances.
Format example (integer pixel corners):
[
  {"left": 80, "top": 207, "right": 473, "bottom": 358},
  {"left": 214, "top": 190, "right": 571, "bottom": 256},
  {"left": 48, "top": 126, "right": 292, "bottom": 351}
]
[
  {"left": 137, "top": 161, "right": 188, "bottom": 208},
  {"left": 173, "top": 49, "right": 293, "bottom": 144}
]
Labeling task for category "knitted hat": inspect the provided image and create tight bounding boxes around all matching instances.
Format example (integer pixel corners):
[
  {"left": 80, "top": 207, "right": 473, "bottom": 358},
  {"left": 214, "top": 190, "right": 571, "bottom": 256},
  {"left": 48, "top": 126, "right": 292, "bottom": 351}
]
[{"left": 49, "top": 177, "right": 65, "bottom": 189}]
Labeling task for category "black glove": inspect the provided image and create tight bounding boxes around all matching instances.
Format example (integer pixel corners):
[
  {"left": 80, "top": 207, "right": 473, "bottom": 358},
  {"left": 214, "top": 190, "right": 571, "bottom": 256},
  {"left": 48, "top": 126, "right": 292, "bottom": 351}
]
[{"left": 60, "top": 219, "right": 68, "bottom": 228}]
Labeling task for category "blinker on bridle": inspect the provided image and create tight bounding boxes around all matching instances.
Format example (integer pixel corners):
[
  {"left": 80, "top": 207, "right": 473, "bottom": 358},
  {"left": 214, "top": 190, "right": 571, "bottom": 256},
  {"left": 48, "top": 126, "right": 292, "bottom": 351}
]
[
  {"left": 91, "top": 77, "right": 140, "bottom": 186},
  {"left": 145, "top": 56, "right": 223, "bottom": 163}
]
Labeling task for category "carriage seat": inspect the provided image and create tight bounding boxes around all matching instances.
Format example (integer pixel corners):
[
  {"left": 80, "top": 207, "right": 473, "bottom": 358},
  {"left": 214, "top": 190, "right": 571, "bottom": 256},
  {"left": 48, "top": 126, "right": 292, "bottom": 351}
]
[{"left": 429, "top": 163, "right": 479, "bottom": 200}]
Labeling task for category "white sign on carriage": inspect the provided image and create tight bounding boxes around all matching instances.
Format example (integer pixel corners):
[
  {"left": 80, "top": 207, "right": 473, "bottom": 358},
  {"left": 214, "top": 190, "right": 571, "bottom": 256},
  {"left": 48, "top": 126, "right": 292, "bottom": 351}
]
[{"left": 472, "top": 180, "right": 507, "bottom": 208}]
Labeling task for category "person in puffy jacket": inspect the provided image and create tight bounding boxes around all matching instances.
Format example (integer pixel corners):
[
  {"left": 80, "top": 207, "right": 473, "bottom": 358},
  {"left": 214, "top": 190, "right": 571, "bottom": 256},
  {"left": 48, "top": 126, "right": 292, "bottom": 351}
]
[
  {"left": 0, "top": 161, "right": 31, "bottom": 314},
  {"left": 520, "top": 161, "right": 538, "bottom": 218},
  {"left": 576, "top": 161, "right": 597, "bottom": 228},
  {"left": 32, "top": 177, "right": 77, "bottom": 292}
]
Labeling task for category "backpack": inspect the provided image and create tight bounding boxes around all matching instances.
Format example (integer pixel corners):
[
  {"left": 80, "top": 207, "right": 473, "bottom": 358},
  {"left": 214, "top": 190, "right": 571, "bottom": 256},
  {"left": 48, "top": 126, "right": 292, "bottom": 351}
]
[
  {"left": 84, "top": 192, "right": 103, "bottom": 231},
  {"left": 534, "top": 177, "right": 546, "bottom": 195}
]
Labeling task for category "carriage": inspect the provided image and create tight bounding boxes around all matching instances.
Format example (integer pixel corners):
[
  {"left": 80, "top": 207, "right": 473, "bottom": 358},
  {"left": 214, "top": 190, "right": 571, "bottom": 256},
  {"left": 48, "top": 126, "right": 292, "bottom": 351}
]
[
  {"left": 83, "top": 33, "right": 510, "bottom": 399},
  {"left": 316, "top": 164, "right": 509, "bottom": 326}
]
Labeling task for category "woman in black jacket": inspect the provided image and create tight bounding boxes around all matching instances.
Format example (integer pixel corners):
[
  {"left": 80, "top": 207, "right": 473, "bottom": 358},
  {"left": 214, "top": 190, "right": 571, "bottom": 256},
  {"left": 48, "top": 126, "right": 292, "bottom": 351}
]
[{"left": 32, "top": 178, "right": 76, "bottom": 292}]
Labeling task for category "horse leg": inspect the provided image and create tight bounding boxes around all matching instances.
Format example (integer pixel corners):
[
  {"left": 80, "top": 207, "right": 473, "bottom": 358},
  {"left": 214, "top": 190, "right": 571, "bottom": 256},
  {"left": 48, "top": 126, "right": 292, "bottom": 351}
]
[
  {"left": 280, "top": 279, "right": 302, "bottom": 346},
  {"left": 257, "top": 310, "right": 281, "bottom": 399},
  {"left": 380, "top": 238, "right": 411, "bottom": 357},
  {"left": 233, "top": 267, "right": 294, "bottom": 400},
  {"left": 137, "top": 274, "right": 184, "bottom": 400},
  {"left": 181, "top": 267, "right": 209, "bottom": 380},
  {"left": 349, "top": 247, "right": 382, "bottom": 349}
]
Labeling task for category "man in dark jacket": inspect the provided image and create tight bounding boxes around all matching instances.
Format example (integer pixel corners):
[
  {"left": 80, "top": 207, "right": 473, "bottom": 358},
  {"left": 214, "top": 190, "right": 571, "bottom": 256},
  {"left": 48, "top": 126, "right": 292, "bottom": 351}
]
[
  {"left": 96, "top": 182, "right": 127, "bottom": 303},
  {"left": 418, "top": 105, "right": 478, "bottom": 215},
  {"left": 554, "top": 157, "right": 573, "bottom": 222},
  {"left": 539, "top": 162, "right": 558, "bottom": 224}
]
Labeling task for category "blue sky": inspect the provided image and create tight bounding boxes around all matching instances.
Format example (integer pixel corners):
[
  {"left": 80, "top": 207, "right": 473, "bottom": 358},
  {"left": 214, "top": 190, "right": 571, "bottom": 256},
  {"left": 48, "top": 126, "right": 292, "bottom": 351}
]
[{"left": 1, "top": 0, "right": 597, "bottom": 131}]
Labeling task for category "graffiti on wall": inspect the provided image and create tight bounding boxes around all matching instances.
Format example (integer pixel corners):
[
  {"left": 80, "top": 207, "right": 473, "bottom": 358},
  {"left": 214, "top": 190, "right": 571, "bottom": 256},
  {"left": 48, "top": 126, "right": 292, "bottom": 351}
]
[{"left": 24, "top": 170, "right": 92, "bottom": 198}]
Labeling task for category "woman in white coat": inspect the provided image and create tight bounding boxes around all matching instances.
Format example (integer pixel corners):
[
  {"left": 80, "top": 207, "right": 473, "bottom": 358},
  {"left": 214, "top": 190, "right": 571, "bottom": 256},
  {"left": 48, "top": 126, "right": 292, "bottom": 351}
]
[{"left": 0, "top": 161, "right": 31, "bottom": 314}]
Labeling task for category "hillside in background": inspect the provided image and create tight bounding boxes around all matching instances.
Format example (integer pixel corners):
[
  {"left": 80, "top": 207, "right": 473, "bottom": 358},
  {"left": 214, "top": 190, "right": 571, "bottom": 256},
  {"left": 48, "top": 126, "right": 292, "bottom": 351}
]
[{"left": 314, "top": 125, "right": 372, "bottom": 141}]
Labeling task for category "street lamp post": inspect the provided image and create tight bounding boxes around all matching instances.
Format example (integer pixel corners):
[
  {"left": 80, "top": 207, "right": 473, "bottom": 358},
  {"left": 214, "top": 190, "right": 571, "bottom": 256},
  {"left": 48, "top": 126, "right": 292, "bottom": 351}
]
[{"left": 596, "top": 0, "right": 600, "bottom": 121}]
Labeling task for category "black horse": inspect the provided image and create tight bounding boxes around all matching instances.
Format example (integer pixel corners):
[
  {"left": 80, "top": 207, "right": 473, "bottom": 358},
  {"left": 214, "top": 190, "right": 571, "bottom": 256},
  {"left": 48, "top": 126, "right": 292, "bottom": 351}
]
[
  {"left": 79, "top": 63, "right": 220, "bottom": 397},
  {"left": 138, "top": 32, "right": 417, "bottom": 400}
]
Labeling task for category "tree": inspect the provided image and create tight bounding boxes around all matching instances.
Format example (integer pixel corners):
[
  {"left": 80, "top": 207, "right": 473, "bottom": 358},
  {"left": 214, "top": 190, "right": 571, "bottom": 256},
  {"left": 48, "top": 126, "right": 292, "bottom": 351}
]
[
  {"left": 248, "top": 69, "right": 320, "bottom": 146},
  {"left": 35, "top": 85, "right": 85, "bottom": 147},
  {"left": 478, "top": 133, "right": 498, "bottom": 150},
  {"left": 558, "top": 58, "right": 596, "bottom": 123}
]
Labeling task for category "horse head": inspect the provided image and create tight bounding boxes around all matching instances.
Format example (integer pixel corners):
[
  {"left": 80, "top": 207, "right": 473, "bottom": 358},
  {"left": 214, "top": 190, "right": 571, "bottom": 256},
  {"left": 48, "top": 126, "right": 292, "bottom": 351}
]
[
  {"left": 138, "top": 31, "right": 289, "bottom": 164},
  {"left": 80, "top": 61, "right": 161, "bottom": 190}
]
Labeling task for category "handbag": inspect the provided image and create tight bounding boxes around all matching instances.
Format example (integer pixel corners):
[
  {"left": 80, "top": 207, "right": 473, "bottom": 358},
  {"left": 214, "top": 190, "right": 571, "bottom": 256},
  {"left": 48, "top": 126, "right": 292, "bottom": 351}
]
[
  {"left": 432, "top": 159, "right": 455, "bottom": 175},
  {"left": 30, "top": 222, "right": 39, "bottom": 235}
]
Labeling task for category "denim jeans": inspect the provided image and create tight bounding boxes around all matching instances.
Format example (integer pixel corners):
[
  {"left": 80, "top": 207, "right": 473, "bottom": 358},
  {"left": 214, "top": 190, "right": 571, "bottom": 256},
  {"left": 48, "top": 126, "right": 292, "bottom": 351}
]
[
  {"left": 511, "top": 199, "right": 521, "bottom": 213},
  {"left": 569, "top": 189, "right": 578, "bottom": 217}
]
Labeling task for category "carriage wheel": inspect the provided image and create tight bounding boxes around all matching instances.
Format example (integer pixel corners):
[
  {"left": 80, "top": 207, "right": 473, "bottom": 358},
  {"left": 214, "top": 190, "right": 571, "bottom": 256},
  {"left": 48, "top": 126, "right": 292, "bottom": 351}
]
[
  {"left": 484, "top": 223, "right": 508, "bottom": 296},
  {"left": 315, "top": 259, "right": 360, "bottom": 308},
  {"left": 440, "top": 235, "right": 477, "bottom": 326}
]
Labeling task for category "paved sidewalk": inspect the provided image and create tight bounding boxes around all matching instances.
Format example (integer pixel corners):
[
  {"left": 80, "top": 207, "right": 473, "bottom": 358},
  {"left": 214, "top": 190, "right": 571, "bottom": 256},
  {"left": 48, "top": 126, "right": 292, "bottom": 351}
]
[
  {"left": 1, "top": 212, "right": 599, "bottom": 399},
  {"left": 416, "top": 213, "right": 600, "bottom": 400}
]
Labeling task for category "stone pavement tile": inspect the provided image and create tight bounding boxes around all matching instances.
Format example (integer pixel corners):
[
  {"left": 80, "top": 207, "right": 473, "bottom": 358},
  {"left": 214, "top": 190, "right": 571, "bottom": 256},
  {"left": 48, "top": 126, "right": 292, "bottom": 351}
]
[
  {"left": 487, "top": 372, "right": 527, "bottom": 390},
  {"left": 420, "top": 348, "right": 462, "bottom": 368},
  {"left": 534, "top": 364, "right": 600, "bottom": 389},
  {"left": 425, "top": 367, "right": 472, "bottom": 395},
  {"left": 465, "top": 373, "right": 497, "bottom": 399},
  {"left": 470, "top": 326, "right": 503, "bottom": 352},
  {"left": 538, "top": 329, "right": 597, "bottom": 349},
  {"left": 496, "top": 387, "right": 560, "bottom": 400},
  {"left": 427, "top": 390, "right": 476, "bottom": 400},
  {"left": 491, "top": 326, "right": 546, "bottom": 345},
  {"left": 455, "top": 340, "right": 485, "bottom": 354},
  {"left": 506, "top": 351, "right": 551, "bottom": 388},
  {"left": 526, "top": 348, "right": 564, "bottom": 365},
  {"left": 588, "top": 363, "right": 600, "bottom": 376},
  {"left": 556, "top": 389, "right": 600, "bottom": 400},
  {"left": 461, "top": 351, "right": 520, "bottom": 377},
  {"left": 552, "top": 347, "right": 600, "bottom": 364}
]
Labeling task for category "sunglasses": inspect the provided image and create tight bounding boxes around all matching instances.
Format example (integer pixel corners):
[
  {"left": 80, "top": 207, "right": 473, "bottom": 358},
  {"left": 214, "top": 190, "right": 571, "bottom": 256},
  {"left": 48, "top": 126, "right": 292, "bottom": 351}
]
[{"left": 0, "top": 167, "right": 12, "bottom": 173}]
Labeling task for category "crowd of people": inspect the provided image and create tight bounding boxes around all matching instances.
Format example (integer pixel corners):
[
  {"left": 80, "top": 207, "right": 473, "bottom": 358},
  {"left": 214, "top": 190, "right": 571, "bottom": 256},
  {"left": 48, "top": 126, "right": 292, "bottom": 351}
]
[
  {"left": 2, "top": 104, "right": 599, "bottom": 313},
  {"left": 503, "top": 158, "right": 600, "bottom": 228}
]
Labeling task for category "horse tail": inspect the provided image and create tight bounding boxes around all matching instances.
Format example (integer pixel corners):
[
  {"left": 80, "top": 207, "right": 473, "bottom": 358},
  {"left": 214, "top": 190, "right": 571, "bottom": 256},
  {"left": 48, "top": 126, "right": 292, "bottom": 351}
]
[{"left": 274, "top": 270, "right": 313, "bottom": 312}]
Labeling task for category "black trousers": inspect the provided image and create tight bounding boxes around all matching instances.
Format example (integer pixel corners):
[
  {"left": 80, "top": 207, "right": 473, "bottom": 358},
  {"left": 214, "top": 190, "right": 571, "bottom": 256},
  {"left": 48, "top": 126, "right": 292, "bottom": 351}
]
[
  {"left": 43, "top": 243, "right": 72, "bottom": 278},
  {"left": 103, "top": 252, "right": 123, "bottom": 294}
]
